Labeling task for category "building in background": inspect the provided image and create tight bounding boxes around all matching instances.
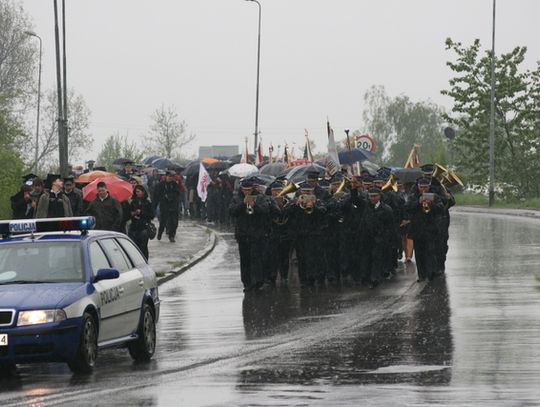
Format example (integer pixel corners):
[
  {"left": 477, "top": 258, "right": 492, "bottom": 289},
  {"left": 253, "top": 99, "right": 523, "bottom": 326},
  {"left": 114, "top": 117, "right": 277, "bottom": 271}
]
[{"left": 198, "top": 145, "right": 238, "bottom": 160}]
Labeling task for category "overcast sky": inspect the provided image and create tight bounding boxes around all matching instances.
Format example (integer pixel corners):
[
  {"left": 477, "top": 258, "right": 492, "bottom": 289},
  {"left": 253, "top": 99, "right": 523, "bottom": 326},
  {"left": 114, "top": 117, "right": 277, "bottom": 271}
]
[{"left": 20, "top": 0, "right": 540, "bottom": 161}]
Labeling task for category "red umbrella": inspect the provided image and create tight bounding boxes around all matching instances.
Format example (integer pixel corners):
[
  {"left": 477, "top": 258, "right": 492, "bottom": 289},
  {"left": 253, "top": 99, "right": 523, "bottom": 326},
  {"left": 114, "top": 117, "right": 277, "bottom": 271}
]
[
  {"left": 82, "top": 176, "right": 133, "bottom": 202},
  {"left": 75, "top": 170, "right": 116, "bottom": 184}
]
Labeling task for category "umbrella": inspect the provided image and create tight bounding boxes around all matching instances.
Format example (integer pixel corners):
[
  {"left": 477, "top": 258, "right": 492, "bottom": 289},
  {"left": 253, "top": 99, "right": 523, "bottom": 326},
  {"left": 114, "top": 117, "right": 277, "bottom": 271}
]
[
  {"left": 283, "top": 164, "right": 326, "bottom": 183},
  {"left": 227, "top": 163, "right": 259, "bottom": 178},
  {"left": 142, "top": 155, "right": 162, "bottom": 165},
  {"left": 229, "top": 153, "right": 255, "bottom": 164},
  {"left": 151, "top": 157, "right": 176, "bottom": 170},
  {"left": 242, "top": 173, "right": 276, "bottom": 186},
  {"left": 82, "top": 176, "right": 133, "bottom": 202},
  {"left": 112, "top": 158, "right": 135, "bottom": 166},
  {"left": 183, "top": 160, "right": 203, "bottom": 177},
  {"left": 394, "top": 168, "right": 422, "bottom": 183},
  {"left": 201, "top": 157, "right": 219, "bottom": 164},
  {"left": 338, "top": 148, "right": 374, "bottom": 165},
  {"left": 260, "top": 162, "right": 287, "bottom": 176},
  {"left": 75, "top": 170, "right": 116, "bottom": 184},
  {"left": 207, "top": 161, "right": 232, "bottom": 171}
]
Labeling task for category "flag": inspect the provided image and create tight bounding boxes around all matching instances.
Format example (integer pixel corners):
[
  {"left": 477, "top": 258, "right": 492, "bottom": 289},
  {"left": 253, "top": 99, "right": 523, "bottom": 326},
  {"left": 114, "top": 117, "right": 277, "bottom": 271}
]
[
  {"left": 284, "top": 144, "right": 292, "bottom": 166},
  {"left": 304, "top": 129, "right": 314, "bottom": 162},
  {"left": 404, "top": 144, "right": 421, "bottom": 168},
  {"left": 256, "top": 141, "right": 263, "bottom": 165},
  {"left": 241, "top": 138, "right": 249, "bottom": 164},
  {"left": 326, "top": 119, "right": 341, "bottom": 176},
  {"left": 269, "top": 144, "right": 274, "bottom": 163},
  {"left": 197, "top": 163, "right": 212, "bottom": 202}
]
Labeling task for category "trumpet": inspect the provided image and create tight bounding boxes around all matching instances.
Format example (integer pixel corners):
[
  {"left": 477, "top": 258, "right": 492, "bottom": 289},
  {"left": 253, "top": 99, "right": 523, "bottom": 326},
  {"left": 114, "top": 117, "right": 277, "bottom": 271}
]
[
  {"left": 382, "top": 173, "right": 398, "bottom": 192},
  {"left": 421, "top": 200, "right": 431, "bottom": 214},
  {"left": 298, "top": 194, "right": 316, "bottom": 215},
  {"left": 244, "top": 194, "right": 256, "bottom": 215}
]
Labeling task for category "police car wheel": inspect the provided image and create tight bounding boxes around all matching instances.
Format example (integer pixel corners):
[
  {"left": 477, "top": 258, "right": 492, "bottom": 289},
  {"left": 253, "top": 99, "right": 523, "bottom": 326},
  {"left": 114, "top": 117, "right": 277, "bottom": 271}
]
[
  {"left": 68, "top": 313, "right": 98, "bottom": 373},
  {"left": 128, "top": 304, "right": 156, "bottom": 362}
]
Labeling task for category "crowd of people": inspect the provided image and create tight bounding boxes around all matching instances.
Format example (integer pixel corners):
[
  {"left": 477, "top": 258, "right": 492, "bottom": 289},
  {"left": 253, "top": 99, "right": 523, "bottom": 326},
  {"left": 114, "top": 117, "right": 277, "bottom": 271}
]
[
  {"left": 228, "top": 164, "right": 455, "bottom": 292},
  {"left": 8, "top": 159, "right": 455, "bottom": 292}
]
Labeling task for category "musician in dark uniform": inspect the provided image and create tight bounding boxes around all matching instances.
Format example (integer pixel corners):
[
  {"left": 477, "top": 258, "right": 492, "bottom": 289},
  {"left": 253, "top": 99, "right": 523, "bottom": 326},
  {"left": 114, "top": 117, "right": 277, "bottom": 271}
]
[
  {"left": 360, "top": 187, "right": 394, "bottom": 288},
  {"left": 305, "top": 170, "right": 330, "bottom": 200},
  {"left": 266, "top": 181, "right": 293, "bottom": 286},
  {"left": 230, "top": 179, "right": 274, "bottom": 292},
  {"left": 325, "top": 173, "right": 346, "bottom": 284},
  {"left": 417, "top": 164, "right": 456, "bottom": 273},
  {"left": 285, "top": 181, "right": 327, "bottom": 287},
  {"left": 406, "top": 178, "right": 444, "bottom": 282}
]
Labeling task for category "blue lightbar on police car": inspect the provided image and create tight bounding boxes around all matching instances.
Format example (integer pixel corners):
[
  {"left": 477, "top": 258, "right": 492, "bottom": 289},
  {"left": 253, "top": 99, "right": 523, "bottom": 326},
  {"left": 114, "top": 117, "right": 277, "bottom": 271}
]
[{"left": 0, "top": 216, "right": 96, "bottom": 236}]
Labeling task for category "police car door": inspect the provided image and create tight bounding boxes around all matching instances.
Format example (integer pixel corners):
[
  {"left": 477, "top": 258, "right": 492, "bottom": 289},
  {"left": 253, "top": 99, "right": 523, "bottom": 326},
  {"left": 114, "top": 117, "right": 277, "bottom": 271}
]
[
  {"left": 89, "top": 241, "right": 123, "bottom": 342},
  {"left": 99, "top": 238, "right": 144, "bottom": 337}
]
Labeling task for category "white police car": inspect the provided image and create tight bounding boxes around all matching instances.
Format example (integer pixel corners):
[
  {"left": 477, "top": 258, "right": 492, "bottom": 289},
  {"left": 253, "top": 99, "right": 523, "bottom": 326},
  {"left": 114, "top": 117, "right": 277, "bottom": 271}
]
[{"left": 0, "top": 217, "right": 160, "bottom": 374}]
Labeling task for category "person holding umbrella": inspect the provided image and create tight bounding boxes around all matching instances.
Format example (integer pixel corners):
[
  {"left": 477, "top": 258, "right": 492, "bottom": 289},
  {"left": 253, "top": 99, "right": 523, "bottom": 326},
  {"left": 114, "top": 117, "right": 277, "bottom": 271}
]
[
  {"left": 128, "top": 185, "right": 155, "bottom": 260},
  {"left": 85, "top": 181, "right": 123, "bottom": 232}
]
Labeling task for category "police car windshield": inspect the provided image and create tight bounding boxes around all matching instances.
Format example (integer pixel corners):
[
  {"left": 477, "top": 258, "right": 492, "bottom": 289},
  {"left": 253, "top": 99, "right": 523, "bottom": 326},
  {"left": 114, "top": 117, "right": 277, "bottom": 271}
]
[{"left": 0, "top": 242, "right": 83, "bottom": 284}]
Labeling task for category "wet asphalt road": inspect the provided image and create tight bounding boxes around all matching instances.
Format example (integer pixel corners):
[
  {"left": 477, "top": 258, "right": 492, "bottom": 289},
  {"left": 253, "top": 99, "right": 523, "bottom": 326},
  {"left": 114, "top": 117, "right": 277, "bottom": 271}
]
[{"left": 2, "top": 212, "right": 540, "bottom": 406}]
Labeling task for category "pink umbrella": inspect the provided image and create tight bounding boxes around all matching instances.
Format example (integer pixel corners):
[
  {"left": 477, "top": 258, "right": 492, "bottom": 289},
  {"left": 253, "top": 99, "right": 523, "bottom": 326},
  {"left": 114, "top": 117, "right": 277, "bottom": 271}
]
[{"left": 82, "top": 176, "right": 133, "bottom": 202}]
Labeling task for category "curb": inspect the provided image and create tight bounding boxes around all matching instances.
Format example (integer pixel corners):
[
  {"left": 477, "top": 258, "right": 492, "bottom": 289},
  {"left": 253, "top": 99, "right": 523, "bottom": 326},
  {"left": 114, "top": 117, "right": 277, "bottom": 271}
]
[
  {"left": 157, "top": 225, "right": 218, "bottom": 286},
  {"left": 452, "top": 205, "right": 540, "bottom": 220}
]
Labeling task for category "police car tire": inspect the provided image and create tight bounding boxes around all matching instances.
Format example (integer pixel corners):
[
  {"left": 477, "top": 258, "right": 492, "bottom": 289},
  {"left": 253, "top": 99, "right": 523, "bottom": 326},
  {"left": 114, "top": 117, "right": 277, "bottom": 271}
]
[
  {"left": 68, "top": 313, "right": 98, "bottom": 373},
  {"left": 128, "top": 304, "right": 156, "bottom": 362}
]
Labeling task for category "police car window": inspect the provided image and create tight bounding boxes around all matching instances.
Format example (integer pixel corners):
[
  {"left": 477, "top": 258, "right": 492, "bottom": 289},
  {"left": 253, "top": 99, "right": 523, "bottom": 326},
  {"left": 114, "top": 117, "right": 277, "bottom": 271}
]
[
  {"left": 116, "top": 238, "right": 147, "bottom": 267},
  {"left": 89, "top": 242, "right": 110, "bottom": 276},
  {"left": 99, "top": 239, "right": 131, "bottom": 273},
  {"left": 0, "top": 242, "right": 83, "bottom": 283}
]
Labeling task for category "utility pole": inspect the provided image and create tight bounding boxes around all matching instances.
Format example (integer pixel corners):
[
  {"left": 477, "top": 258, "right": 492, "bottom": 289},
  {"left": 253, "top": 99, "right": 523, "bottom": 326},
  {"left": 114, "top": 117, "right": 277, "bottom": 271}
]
[
  {"left": 246, "top": 0, "right": 262, "bottom": 153},
  {"left": 488, "top": 0, "right": 496, "bottom": 207},
  {"left": 53, "top": 0, "right": 68, "bottom": 177}
]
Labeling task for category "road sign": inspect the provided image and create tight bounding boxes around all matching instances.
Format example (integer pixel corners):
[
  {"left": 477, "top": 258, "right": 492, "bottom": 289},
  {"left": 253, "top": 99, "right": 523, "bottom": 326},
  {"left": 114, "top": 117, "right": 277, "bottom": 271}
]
[{"left": 355, "top": 134, "right": 376, "bottom": 152}]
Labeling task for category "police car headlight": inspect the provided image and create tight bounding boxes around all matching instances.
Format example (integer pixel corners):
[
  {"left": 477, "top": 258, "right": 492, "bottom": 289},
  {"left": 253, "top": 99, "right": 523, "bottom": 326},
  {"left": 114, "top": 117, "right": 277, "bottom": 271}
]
[{"left": 17, "top": 309, "right": 67, "bottom": 326}]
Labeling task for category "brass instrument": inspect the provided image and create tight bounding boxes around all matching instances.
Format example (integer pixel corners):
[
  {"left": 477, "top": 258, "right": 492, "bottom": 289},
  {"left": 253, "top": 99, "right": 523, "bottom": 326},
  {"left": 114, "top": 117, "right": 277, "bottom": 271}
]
[
  {"left": 278, "top": 181, "right": 299, "bottom": 197},
  {"left": 298, "top": 194, "right": 316, "bottom": 215},
  {"left": 420, "top": 192, "right": 435, "bottom": 214},
  {"left": 442, "top": 170, "right": 464, "bottom": 189},
  {"left": 244, "top": 194, "right": 256, "bottom": 215},
  {"left": 381, "top": 173, "right": 398, "bottom": 192},
  {"left": 333, "top": 177, "right": 351, "bottom": 199}
]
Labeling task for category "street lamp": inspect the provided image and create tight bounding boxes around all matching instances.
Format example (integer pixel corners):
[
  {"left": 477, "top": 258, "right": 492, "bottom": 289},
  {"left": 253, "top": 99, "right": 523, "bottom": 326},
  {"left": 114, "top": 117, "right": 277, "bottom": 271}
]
[
  {"left": 245, "top": 0, "right": 262, "bottom": 153},
  {"left": 24, "top": 30, "right": 42, "bottom": 170},
  {"left": 488, "top": 0, "right": 496, "bottom": 207}
]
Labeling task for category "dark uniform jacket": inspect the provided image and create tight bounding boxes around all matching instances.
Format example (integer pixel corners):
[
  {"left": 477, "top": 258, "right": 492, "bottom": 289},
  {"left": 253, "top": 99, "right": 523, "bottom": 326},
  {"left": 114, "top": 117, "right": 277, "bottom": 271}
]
[{"left": 229, "top": 191, "right": 274, "bottom": 240}]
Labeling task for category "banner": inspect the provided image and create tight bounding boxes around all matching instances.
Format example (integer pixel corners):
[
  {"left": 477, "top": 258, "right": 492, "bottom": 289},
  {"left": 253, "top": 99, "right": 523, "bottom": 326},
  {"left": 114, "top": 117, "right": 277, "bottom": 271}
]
[
  {"left": 326, "top": 120, "right": 341, "bottom": 176},
  {"left": 197, "top": 163, "right": 212, "bottom": 202}
]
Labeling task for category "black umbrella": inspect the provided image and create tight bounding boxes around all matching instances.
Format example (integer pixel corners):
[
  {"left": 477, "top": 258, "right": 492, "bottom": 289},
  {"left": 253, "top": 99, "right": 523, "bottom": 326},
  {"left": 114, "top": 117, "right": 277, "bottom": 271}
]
[
  {"left": 207, "top": 161, "right": 232, "bottom": 171},
  {"left": 260, "top": 162, "right": 287, "bottom": 176},
  {"left": 151, "top": 157, "right": 176, "bottom": 170},
  {"left": 229, "top": 153, "right": 255, "bottom": 164},
  {"left": 183, "top": 160, "right": 203, "bottom": 177},
  {"left": 112, "top": 157, "right": 135, "bottom": 166},
  {"left": 143, "top": 155, "right": 162, "bottom": 165},
  {"left": 338, "top": 148, "right": 374, "bottom": 165},
  {"left": 242, "top": 173, "right": 276, "bottom": 186},
  {"left": 283, "top": 164, "right": 326, "bottom": 183},
  {"left": 394, "top": 168, "right": 422, "bottom": 183}
]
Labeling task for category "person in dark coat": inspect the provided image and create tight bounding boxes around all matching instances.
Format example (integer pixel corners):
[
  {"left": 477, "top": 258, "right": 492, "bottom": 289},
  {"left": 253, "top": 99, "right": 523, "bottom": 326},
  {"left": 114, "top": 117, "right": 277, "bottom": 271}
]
[
  {"left": 285, "top": 182, "right": 327, "bottom": 287},
  {"left": 406, "top": 178, "right": 444, "bottom": 282},
  {"left": 10, "top": 185, "right": 35, "bottom": 219},
  {"left": 85, "top": 181, "right": 123, "bottom": 232},
  {"left": 153, "top": 171, "right": 180, "bottom": 242},
  {"left": 63, "top": 177, "right": 84, "bottom": 216},
  {"left": 324, "top": 174, "right": 346, "bottom": 284},
  {"left": 229, "top": 179, "right": 274, "bottom": 292},
  {"left": 128, "top": 185, "right": 155, "bottom": 260},
  {"left": 360, "top": 187, "right": 394, "bottom": 288},
  {"left": 35, "top": 176, "right": 73, "bottom": 218}
]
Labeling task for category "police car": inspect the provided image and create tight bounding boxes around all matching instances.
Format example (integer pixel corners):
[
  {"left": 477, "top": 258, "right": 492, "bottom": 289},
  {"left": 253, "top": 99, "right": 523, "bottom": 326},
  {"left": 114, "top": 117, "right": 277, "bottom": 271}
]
[{"left": 0, "top": 217, "right": 160, "bottom": 374}]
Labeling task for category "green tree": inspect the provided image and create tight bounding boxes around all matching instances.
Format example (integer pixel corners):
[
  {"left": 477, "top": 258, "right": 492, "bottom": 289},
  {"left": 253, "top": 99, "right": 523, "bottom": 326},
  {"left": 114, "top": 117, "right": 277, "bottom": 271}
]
[
  {"left": 96, "top": 133, "right": 143, "bottom": 171},
  {"left": 442, "top": 38, "right": 540, "bottom": 197},
  {"left": 0, "top": 108, "right": 25, "bottom": 219},
  {"left": 361, "top": 86, "right": 447, "bottom": 166}
]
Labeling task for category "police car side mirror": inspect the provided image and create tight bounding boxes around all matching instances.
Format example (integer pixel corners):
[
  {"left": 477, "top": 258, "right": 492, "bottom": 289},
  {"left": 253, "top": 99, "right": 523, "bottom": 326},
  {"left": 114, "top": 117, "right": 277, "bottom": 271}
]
[{"left": 94, "top": 268, "right": 120, "bottom": 282}]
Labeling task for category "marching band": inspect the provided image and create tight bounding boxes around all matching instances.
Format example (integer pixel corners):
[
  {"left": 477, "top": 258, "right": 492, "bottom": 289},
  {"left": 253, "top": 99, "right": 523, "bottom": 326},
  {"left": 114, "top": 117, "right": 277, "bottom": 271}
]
[{"left": 230, "top": 163, "right": 457, "bottom": 292}]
